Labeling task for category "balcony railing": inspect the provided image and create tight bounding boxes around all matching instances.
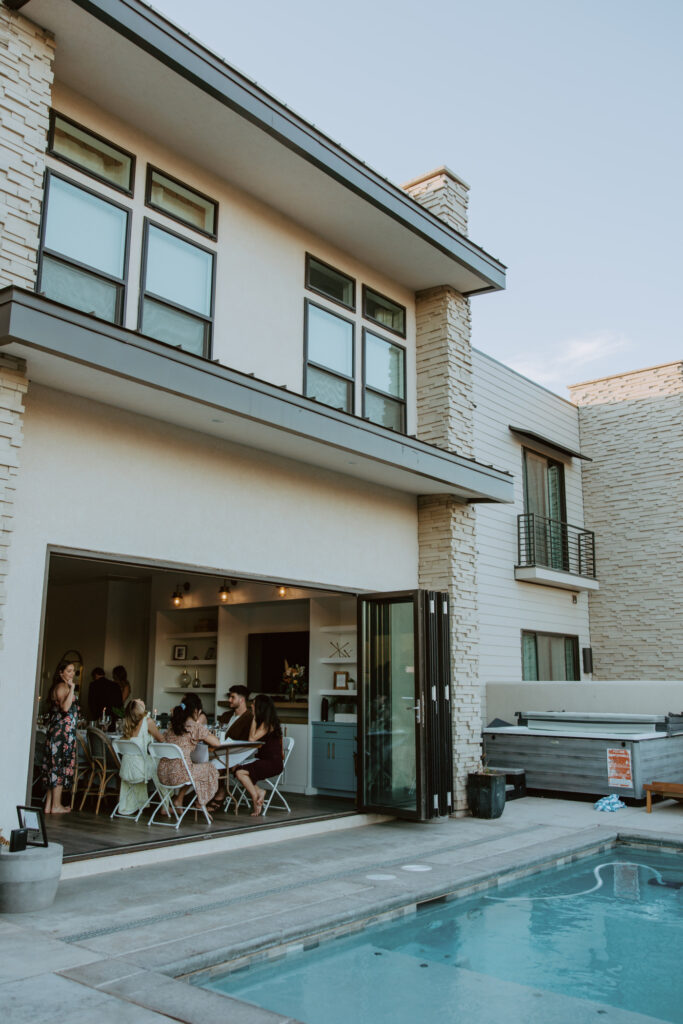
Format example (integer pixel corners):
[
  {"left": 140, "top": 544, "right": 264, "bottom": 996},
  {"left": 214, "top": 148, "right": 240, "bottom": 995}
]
[{"left": 517, "top": 513, "right": 596, "bottom": 578}]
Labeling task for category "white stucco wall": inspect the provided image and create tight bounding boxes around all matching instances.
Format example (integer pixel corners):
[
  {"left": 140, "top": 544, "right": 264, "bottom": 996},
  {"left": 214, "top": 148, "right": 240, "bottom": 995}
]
[
  {"left": 47, "top": 84, "right": 417, "bottom": 434},
  {"left": 472, "top": 350, "right": 591, "bottom": 684},
  {"left": 0, "top": 384, "right": 418, "bottom": 831}
]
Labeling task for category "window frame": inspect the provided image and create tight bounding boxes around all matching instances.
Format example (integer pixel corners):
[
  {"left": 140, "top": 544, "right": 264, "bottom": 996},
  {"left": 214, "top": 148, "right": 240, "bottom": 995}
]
[
  {"left": 521, "top": 630, "right": 580, "bottom": 681},
  {"left": 138, "top": 217, "right": 217, "bottom": 360},
  {"left": 303, "top": 297, "right": 356, "bottom": 414},
  {"left": 362, "top": 284, "right": 406, "bottom": 339},
  {"left": 47, "top": 110, "right": 136, "bottom": 196},
  {"left": 145, "top": 164, "right": 219, "bottom": 240},
  {"left": 362, "top": 326, "right": 407, "bottom": 433},
  {"left": 305, "top": 253, "right": 356, "bottom": 312},
  {"left": 37, "top": 169, "right": 132, "bottom": 325}
]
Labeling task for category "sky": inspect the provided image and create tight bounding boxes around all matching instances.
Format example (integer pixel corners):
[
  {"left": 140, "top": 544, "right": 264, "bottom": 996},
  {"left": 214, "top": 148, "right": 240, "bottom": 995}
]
[{"left": 150, "top": 0, "right": 682, "bottom": 396}]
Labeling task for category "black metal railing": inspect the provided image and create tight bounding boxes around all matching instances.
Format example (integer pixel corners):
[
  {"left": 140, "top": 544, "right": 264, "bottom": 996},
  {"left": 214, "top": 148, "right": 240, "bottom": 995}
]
[{"left": 517, "top": 513, "right": 596, "bottom": 578}]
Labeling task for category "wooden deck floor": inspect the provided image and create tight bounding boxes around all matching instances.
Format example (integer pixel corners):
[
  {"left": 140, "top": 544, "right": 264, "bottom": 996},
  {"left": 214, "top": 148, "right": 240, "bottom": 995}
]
[{"left": 48, "top": 793, "right": 356, "bottom": 861}]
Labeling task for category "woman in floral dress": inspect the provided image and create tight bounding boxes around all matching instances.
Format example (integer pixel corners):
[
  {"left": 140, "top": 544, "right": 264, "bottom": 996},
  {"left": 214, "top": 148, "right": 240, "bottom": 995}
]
[
  {"left": 158, "top": 693, "right": 226, "bottom": 817},
  {"left": 43, "top": 661, "right": 79, "bottom": 813}
]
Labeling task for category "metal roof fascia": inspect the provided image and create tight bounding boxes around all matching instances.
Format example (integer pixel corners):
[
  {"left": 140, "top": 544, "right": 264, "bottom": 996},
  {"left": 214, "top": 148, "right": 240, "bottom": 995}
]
[
  {"left": 508, "top": 426, "right": 592, "bottom": 462},
  {"left": 62, "top": 0, "right": 506, "bottom": 291}
]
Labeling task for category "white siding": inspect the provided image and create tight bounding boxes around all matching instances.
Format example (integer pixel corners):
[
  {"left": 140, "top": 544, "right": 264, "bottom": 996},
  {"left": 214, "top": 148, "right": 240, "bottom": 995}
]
[{"left": 472, "top": 350, "right": 591, "bottom": 692}]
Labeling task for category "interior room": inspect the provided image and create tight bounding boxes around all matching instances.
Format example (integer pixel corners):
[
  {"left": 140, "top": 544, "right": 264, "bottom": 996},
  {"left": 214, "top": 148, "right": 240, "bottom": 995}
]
[{"left": 33, "top": 552, "right": 360, "bottom": 860}]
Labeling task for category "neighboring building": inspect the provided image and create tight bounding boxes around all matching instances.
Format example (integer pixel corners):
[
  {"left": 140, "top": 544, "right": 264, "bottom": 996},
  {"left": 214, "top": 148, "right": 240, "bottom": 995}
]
[
  {"left": 569, "top": 362, "right": 683, "bottom": 680},
  {"left": 0, "top": 0, "right": 593, "bottom": 844}
]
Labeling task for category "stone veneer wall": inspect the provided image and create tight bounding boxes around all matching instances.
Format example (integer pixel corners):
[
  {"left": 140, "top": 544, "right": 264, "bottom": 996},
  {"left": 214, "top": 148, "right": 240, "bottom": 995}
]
[
  {"left": 568, "top": 362, "right": 683, "bottom": 679},
  {"left": 404, "top": 168, "right": 480, "bottom": 813},
  {"left": 0, "top": 353, "right": 28, "bottom": 650},
  {"left": 0, "top": 5, "right": 54, "bottom": 289}
]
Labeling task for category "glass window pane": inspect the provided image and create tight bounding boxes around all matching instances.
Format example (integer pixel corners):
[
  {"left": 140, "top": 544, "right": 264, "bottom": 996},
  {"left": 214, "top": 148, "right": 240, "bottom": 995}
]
[
  {"left": 52, "top": 115, "right": 133, "bottom": 190},
  {"left": 365, "top": 391, "right": 404, "bottom": 432},
  {"left": 44, "top": 177, "right": 127, "bottom": 278},
  {"left": 307, "top": 304, "right": 353, "bottom": 377},
  {"left": 306, "top": 365, "right": 352, "bottom": 412},
  {"left": 364, "top": 288, "right": 405, "bottom": 335},
  {"left": 146, "top": 225, "right": 213, "bottom": 316},
  {"left": 141, "top": 297, "right": 208, "bottom": 356},
  {"left": 149, "top": 169, "right": 216, "bottom": 235},
  {"left": 307, "top": 257, "right": 354, "bottom": 307},
  {"left": 40, "top": 256, "right": 120, "bottom": 322},
  {"left": 365, "top": 331, "right": 405, "bottom": 399},
  {"left": 522, "top": 634, "right": 538, "bottom": 680}
]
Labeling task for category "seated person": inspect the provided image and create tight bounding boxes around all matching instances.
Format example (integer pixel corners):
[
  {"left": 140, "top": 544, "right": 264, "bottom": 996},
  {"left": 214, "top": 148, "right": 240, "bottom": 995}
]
[
  {"left": 182, "top": 691, "right": 208, "bottom": 726},
  {"left": 88, "top": 667, "right": 122, "bottom": 725},
  {"left": 157, "top": 693, "right": 226, "bottom": 816},
  {"left": 117, "top": 699, "right": 168, "bottom": 816},
  {"left": 218, "top": 684, "right": 253, "bottom": 740},
  {"left": 234, "top": 694, "right": 284, "bottom": 817}
]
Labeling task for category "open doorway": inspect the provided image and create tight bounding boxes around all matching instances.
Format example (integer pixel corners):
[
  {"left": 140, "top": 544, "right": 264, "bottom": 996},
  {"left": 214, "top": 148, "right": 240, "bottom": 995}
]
[{"left": 33, "top": 551, "right": 359, "bottom": 861}]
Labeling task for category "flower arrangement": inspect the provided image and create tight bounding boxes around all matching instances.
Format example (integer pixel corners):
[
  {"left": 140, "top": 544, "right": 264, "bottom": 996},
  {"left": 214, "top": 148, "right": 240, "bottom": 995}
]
[{"left": 283, "top": 660, "right": 306, "bottom": 700}]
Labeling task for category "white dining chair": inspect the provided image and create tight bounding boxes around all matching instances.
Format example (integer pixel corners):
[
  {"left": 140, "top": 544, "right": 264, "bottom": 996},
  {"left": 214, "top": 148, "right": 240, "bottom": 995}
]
[
  {"left": 234, "top": 737, "right": 294, "bottom": 816},
  {"left": 147, "top": 741, "right": 211, "bottom": 828},
  {"left": 110, "top": 738, "right": 156, "bottom": 823}
]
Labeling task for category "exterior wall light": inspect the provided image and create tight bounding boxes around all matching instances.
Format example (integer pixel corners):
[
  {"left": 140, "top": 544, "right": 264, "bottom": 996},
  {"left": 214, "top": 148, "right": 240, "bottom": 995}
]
[
  {"left": 218, "top": 581, "right": 231, "bottom": 602},
  {"left": 278, "top": 585, "right": 287, "bottom": 597},
  {"left": 172, "top": 582, "right": 190, "bottom": 607}
]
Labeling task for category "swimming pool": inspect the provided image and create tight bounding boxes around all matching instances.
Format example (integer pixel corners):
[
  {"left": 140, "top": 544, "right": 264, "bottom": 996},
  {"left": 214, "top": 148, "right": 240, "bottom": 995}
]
[{"left": 198, "top": 846, "right": 683, "bottom": 1023}]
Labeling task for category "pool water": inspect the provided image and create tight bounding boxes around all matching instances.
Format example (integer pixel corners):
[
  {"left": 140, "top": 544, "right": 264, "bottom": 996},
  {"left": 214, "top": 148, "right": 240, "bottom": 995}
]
[{"left": 200, "top": 847, "right": 683, "bottom": 1023}]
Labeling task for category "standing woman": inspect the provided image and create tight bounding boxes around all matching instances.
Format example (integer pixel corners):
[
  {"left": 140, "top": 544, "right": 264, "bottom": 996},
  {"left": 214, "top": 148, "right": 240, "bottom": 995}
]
[
  {"left": 234, "top": 694, "right": 283, "bottom": 817},
  {"left": 43, "top": 661, "right": 79, "bottom": 813},
  {"left": 112, "top": 665, "right": 131, "bottom": 706}
]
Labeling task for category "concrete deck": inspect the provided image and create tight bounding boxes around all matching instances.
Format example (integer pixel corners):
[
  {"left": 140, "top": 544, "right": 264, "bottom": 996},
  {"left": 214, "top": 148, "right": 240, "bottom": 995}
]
[{"left": 2, "top": 795, "right": 682, "bottom": 1023}]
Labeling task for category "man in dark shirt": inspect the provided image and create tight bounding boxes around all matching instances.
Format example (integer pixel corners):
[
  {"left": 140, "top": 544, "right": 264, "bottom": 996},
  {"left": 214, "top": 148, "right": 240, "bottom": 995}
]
[
  {"left": 88, "top": 667, "right": 122, "bottom": 724},
  {"left": 218, "top": 684, "right": 253, "bottom": 740}
]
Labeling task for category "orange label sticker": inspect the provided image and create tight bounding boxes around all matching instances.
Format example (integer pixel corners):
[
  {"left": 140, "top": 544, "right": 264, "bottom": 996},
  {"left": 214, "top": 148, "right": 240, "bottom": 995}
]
[{"left": 607, "top": 747, "right": 633, "bottom": 787}]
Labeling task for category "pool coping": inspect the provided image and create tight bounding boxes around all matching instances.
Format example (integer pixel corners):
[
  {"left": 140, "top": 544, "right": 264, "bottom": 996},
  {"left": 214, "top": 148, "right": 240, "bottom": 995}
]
[{"left": 56, "top": 824, "right": 683, "bottom": 1023}]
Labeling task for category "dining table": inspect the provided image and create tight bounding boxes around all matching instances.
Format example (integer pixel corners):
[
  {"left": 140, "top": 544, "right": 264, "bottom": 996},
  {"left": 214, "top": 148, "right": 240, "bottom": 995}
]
[{"left": 209, "top": 740, "right": 262, "bottom": 814}]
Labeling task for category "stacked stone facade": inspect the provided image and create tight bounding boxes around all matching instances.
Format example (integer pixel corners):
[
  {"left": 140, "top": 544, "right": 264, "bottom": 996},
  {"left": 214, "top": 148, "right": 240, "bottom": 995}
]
[
  {"left": 569, "top": 362, "right": 683, "bottom": 679},
  {"left": 0, "top": 6, "right": 54, "bottom": 289},
  {"left": 405, "top": 169, "right": 480, "bottom": 813},
  {"left": 0, "top": 353, "right": 28, "bottom": 650}
]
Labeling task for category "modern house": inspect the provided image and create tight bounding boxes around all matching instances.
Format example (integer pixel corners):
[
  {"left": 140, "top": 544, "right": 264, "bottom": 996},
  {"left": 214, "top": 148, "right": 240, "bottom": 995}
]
[{"left": 0, "top": 0, "right": 598, "bottom": 851}]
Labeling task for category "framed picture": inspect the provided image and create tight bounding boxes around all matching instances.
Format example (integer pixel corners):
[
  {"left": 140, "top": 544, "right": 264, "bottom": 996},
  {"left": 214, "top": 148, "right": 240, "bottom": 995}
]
[
  {"left": 333, "top": 670, "right": 349, "bottom": 691},
  {"left": 16, "top": 806, "right": 48, "bottom": 848},
  {"left": 172, "top": 644, "right": 188, "bottom": 661}
]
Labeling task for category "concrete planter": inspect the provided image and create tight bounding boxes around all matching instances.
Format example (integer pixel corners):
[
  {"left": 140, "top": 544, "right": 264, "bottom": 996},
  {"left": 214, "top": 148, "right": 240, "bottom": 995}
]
[{"left": 0, "top": 842, "right": 63, "bottom": 913}]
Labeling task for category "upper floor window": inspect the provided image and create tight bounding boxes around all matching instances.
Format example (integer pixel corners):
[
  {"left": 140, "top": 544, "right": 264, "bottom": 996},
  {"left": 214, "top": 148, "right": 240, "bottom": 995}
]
[
  {"left": 39, "top": 172, "right": 129, "bottom": 324},
  {"left": 48, "top": 111, "right": 135, "bottom": 194},
  {"left": 146, "top": 166, "right": 218, "bottom": 238},
  {"left": 363, "top": 329, "right": 406, "bottom": 431},
  {"left": 522, "top": 631, "right": 579, "bottom": 681},
  {"left": 305, "top": 254, "right": 355, "bottom": 310},
  {"left": 522, "top": 448, "right": 567, "bottom": 569},
  {"left": 139, "top": 221, "right": 215, "bottom": 358},
  {"left": 304, "top": 299, "right": 354, "bottom": 413},
  {"left": 363, "top": 286, "right": 406, "bottom": 337}
]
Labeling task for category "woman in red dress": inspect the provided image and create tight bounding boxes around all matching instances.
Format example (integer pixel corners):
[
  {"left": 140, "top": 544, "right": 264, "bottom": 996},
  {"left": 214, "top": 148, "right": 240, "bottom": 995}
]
[{"left": 234, "top": 694, "right": 283, "bottom": 817}]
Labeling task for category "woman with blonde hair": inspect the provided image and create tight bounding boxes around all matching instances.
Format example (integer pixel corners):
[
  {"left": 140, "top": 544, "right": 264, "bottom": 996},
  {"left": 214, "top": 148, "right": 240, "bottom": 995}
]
[{"left": 116, "top": 699, "right": 167, "bottom": 816}]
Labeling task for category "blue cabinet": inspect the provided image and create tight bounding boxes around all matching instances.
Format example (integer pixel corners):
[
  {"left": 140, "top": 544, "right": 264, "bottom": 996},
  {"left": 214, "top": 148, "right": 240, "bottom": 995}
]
[{"left": 312, "top": 722, "right": 356, "bottom": 796}]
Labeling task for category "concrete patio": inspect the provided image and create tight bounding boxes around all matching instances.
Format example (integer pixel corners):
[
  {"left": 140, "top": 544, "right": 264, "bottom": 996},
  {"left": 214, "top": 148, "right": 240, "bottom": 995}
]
[{"left": 2, "top": 795, "right": 682, "bottom": 1023}]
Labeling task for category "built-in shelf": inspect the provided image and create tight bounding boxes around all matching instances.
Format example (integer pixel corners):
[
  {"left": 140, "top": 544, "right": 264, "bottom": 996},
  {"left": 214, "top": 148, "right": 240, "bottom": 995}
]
[
  {"left": 166, "top": 632, "right": 218, "bottom": 639},
  {"left": 318, "top": 625, "right": 356, "bottom": 633},
  {"left": 165, "top": 660, "right": 217, "bottom": 666},
  {"left": 319, "top": 658, "right": 357, "bottom": 665},
  {"left": 164, "top": 687, "right": 216, "bottom": 693},
  {"left": 319, "top": 689, "right": 357, "bottom": 697}
]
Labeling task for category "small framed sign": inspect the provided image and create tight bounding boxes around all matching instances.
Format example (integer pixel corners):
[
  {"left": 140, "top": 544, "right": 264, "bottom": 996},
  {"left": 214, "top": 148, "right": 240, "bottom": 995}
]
[
  {"left": 172, "top": 644, "right": 188, "bottom": 661},
  {"left": 16, "top": 806, "right": 48, "bottom": 848},
  {"left": 333, "top": 670, "right": 349, "bottom": 691}
]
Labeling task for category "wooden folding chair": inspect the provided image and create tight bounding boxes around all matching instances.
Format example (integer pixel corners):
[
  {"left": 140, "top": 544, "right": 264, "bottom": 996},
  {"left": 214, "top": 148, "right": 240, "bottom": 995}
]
[{"left": 80, "top": 727, "right": 120, "bottom": 814}]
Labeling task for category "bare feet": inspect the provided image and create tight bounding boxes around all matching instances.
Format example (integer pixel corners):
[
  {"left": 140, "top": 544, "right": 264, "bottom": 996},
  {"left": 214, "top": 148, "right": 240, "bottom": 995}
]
[
  {"left": 50, "top": 805, "right": 71, "bottom": 814},
  {"left": 250, "top": 788, "right": 265, "bottom": 817}
]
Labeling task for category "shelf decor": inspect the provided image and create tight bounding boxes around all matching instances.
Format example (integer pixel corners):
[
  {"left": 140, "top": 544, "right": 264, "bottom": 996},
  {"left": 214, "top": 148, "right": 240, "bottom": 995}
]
[
  {"left": 172, "top": 644, "right": 188, "bottom": 661},
  {"left": 283, "top": 659, "right": 305, "bottom": 702},
  {"left": 333, "top": 670, "right": 350, "bottom": 690}
]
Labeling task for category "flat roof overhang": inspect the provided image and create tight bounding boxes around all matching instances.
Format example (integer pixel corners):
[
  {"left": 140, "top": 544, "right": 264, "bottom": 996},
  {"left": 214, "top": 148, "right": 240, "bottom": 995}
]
[
  {"left": 0, "top": 289, "right": 514, "bottom": 503},
  {"left": 17, "top": 0, "right": 506, "bottom": 296}
]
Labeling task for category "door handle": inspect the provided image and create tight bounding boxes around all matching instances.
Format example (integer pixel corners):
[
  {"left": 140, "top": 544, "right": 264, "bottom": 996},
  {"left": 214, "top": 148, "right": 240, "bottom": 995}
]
[{"left": 332, "top": 743, "right": 335, "bottom": 759}]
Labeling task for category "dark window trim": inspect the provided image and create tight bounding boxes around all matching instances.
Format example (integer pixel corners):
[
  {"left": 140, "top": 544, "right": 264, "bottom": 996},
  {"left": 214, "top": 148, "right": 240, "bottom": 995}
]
[
  {"left": 47, "top": 109, "right": 136, "bottom": 197},
  {"left": 145, "top": 164, "right": 218, "bottom": 240},
  {"left": 522, "top": 447, "right": 567, "bottom": 523},
  {"left": 305, "top": 253, "right": 356, "bottom": 311},
  {"left": 361, "top": 327, "right": 407, "bottom": 433},
  {"left": 362, "top": 284, "right": 407, "bottom": 338},
  {"left": 37, "top": 170, "right": 131, "bottom": 326},
  {"left": 138, "top": 217, "right": 216, "bottom": 359},
  {"left": 303, "top": 297, "right": 356, "bottom": 414},
  {"left": 521, "top": 630, "right": 580, "bottom": 681}
]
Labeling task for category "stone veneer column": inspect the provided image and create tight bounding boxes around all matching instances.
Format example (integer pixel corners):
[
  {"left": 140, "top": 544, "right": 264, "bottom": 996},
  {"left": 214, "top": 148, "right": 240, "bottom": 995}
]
[
  {"left": 569, "top": 362, "right": 683, "bottom": 680},
  {"left": 403, "top": 168, "right": 480, "bottom": 814},
  {"left": 0, "top": 5, "right": 54, "bottom": 289},
  {"left": 0, "top": 353, "right": 28, "bottom": 649}
]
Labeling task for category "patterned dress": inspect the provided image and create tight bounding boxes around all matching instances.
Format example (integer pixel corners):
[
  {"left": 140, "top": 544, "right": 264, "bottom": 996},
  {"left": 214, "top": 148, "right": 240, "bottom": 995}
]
[
  {"left": 157, "top": 719, "right": 218, "bottom": 807},
  {"left": 43, "top": 696, "right": 79, "bottom": 790}
]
